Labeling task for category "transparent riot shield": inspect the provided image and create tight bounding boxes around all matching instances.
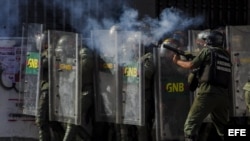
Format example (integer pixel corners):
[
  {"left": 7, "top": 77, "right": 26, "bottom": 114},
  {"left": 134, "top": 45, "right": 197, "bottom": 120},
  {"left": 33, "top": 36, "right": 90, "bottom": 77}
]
[
  {"left": 92, "top": 30, "right": 119, "bottom": 123},
  {"left": 154, "top": 46, "right": 191, "bottom": 140},
  {"left": 48, "top": 30, "right": 82, "bottom": 125},
  {"left": 21, "top": 23, "right": 43, "bottom": 116},
  {"left": 226, "top": 26, "right": 250, "bottom": 117},
  {"left": 117, "top": 31, "right": 145, "bottom": 126}
]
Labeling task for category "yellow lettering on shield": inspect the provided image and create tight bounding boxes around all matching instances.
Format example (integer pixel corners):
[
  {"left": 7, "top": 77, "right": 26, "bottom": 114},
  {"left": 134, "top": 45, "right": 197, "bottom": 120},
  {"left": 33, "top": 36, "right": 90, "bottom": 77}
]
[
  {"left": 124, "top": 67, "right": 137, "bottom": 77},
  {"left": 27, "top": 58, "right": 38, "bottom": 69},
  {"left": 103, "top": 63, "right": 113, "bottom": 69},
  {"left": 59, "top": 64, "right": 72, "bottom": 71},
  {"left": 166, "top": 83, "right": 184, "bottom": 92}
]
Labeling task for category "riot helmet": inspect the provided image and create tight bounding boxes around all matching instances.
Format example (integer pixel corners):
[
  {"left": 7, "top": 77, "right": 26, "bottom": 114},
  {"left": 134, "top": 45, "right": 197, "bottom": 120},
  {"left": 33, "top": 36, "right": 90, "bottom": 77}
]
[
  {"left": 163, "top": 38, "right": 180, "bottom": 48},
  {"left": 205, "top": 30, "right": 224, "bottom": 47},
  {"left": 35, "top": 32, "right": 45, "bottom": 51},
  {"left": 55, "top": 35, "right": 75, "bottom": 57},
  {"left": 109, "top": 25, "right": 122, "bottom": 35},
  {"left": 57, "top": 35, "right": 74, "bottom": 47},
  {"left": 196, "top": 30, "right": 210, "bottom": 47},
  {"left": 197, "top": 30, "right": 210, "bottom": 41}
]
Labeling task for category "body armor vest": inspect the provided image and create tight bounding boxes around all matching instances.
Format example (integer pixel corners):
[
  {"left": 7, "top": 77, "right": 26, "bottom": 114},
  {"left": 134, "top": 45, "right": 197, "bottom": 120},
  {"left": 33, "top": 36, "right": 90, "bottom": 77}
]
[{"left": 199, "top": 47, "right": 232, "bottom": 88}]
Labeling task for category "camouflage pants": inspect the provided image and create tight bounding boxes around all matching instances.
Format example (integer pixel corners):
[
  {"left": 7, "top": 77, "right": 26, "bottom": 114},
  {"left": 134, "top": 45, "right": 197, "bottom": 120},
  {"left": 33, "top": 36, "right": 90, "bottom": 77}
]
[{"left": 184, "top": 92, "right": 229, "bottom": 137}]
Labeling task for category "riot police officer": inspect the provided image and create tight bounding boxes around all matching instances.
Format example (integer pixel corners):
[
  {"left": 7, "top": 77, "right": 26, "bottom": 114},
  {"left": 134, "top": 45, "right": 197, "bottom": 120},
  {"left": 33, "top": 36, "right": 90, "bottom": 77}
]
[
  {"left": 139, "top": 47, "right": 155, "bottom": 141},
  {"left": 117, "top": 36, "right": 155, "bottom": 141},
  {"left": 36, "top": 42, "right": 50, "bottom": 141},
  {"left": 243, "top": 75, "right": 250, "bottom": 124},
  {"left": 63, "top": 45, "right": 94, "bottom": 141},
  {"left": 172, "top": 30, "right": 232, "bottom": 141},
  {"left": 36, "top": 40, "right": 64, "bottom": 141}
]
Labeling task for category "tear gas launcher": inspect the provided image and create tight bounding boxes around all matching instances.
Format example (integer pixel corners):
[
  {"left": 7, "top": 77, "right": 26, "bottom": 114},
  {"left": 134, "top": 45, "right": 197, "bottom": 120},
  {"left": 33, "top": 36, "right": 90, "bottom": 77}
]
[{"left": 161, "top": 43, "right": 195, "bottom": 60}]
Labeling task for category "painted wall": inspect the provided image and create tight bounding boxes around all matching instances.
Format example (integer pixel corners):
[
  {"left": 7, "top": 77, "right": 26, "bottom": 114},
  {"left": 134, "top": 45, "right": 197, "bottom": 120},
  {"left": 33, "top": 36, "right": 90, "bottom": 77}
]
[{"left": 0, "top": 38, "right": 38, "bottom": 139}]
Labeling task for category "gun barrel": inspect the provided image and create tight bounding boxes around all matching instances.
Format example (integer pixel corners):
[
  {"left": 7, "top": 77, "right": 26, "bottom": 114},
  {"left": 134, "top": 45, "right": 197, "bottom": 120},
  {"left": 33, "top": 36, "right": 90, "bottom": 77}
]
[
  {"left": 162, "top": 44, "right": 195, "bottom": 60},
  {"left": 162, "top": 44, "right": 185, "bottom": 55}
]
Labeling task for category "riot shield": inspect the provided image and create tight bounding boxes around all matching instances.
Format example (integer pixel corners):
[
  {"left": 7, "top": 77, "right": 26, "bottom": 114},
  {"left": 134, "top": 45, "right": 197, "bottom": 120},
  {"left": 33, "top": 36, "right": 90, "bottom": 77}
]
[
  {"left": 154, "top": 45, "right": 191, "bottom": 140},
  {"left": 117, "top": 31, "right": 145, "bottom": 126},
  {"left": 48, "top": 30, "right": 82, "bottom": 125},
  {"left": 21, "top": 23, "right": 44, "bottom": 116},
  {"left": 226, "top": 26, "right": 250, "bottom": 117},
  {"left": 92, "top": 30, "right": 119, "bottom": 123}
]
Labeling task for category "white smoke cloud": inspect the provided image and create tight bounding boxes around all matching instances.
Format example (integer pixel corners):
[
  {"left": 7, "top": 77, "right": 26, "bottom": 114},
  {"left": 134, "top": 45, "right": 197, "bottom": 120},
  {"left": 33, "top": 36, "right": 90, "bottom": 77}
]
[
  {"left": 74, "top": 4, "right": 202, "bottom": 46},
  {"left": 0, "top": 0, "right": 204, "bottom": 41},
  {"left": 149, "top": 8, "right": 203, "bottom": 44},
  {"left": 0, "top": 0, "right": 206, "bottom": 63},
  {"left": 41, "top": 0, "right": 205, "bottom": 61},
  {"left": 47, "top": 0, "right": 203, "bottom": 46}
]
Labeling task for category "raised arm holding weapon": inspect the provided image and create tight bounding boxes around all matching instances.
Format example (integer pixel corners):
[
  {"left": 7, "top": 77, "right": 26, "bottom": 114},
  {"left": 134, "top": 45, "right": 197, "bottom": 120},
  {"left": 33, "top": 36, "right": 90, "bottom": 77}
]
[
  {"left": 157, "top": 38, "right": 198, "bottom": 92},
  {"left": 161, "top": 43, "right": 195, "bottom": 60}
]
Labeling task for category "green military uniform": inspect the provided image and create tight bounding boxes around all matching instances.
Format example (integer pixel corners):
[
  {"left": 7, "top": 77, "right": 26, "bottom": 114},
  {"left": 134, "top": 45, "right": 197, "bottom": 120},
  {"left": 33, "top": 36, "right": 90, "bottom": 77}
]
[
  {"left": 36, "top": 48, "right": 50, "bottom": 141},
  {"left": 184, "top": 47, "right": 230, "bottom": 139},
  {"left": 243, "top": 81, "right": 250, "bottom": 116},
  {"left": 119, "top": 52, "right": 155, "bottom": 141},
  {"left": 36, "top": 82, "right": 50, "bottom": 141},
  {"left": 137, "top": 52, "right": 155, "bottom": 141},
  {"left": 63, "top": 47, "right": 94, "bottom": 141}
]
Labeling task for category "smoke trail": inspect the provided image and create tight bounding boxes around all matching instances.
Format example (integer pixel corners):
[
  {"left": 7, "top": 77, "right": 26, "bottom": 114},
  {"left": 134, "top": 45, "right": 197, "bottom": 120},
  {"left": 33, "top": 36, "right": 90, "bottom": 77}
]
[
  {"left": 43, "top": 0, "right": 204, "bottom": 59},
  {"left": 146, "top": 8, "right": 203, "bottom": 44},
  {"left": 0, "top": 0, "right": 204, "bottom": 40},
  {"left": 50, "top": 0, "right": 203, "bottom": 44}
]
